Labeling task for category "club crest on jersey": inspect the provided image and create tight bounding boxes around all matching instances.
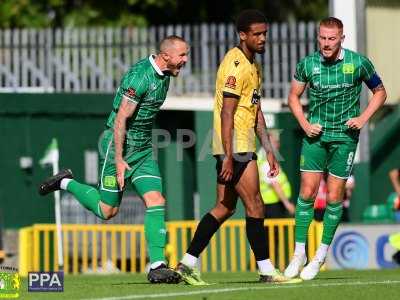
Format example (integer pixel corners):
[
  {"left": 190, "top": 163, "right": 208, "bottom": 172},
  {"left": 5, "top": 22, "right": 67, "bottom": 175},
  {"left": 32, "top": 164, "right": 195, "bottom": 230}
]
[
  {"left": 251, "top": 89, "right": 261, "bottom": 105},
  {"left": 225, "top": 76, "right": 237, "bottom": 89},
  {"left": 124, "top": 88, "right": 136, "bottom": 98},
  {"left": 234, "top": 60, "right": 240, "bottom": 67},
  {"left": 342, "top": 63, "right": 355, "bottom": 74}
]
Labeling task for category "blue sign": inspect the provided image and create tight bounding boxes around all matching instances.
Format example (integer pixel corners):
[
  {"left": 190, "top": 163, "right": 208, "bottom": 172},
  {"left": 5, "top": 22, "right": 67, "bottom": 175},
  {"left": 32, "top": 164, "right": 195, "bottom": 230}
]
[
  {"left": 28, "top": 272, "right": 64, "bottom": 292},
  {"left": 332, "top": 231, "right": 369, "bottom": 269},
  {"left": 376, "top": 235, "right": 397, "bottom": 269}
]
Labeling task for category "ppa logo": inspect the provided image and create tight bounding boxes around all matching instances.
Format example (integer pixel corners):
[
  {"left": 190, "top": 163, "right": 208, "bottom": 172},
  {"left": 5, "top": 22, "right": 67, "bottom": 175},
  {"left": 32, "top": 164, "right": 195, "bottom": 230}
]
[{"left": 28, "top": 272, "right": 64, "bottom": 292}]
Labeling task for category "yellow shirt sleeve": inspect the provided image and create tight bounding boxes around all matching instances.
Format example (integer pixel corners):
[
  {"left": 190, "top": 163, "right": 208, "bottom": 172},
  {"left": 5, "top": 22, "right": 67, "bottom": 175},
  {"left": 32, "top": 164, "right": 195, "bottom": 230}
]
[{"left": 221, "top": 62, "right": 246, "bottom": 97}]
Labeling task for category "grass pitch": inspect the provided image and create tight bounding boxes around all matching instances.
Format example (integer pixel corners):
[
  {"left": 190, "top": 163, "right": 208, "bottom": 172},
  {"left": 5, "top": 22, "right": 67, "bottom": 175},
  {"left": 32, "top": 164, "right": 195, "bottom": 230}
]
[{"left": 19, "top": 269, "right": 399, "bottom": 300}]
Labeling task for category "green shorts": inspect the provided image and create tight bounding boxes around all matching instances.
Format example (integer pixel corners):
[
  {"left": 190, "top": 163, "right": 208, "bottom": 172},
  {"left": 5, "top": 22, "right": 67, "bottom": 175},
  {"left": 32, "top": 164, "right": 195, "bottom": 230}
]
[
  {"left": 300, "top": 137, "right": 357, "bottom": 179},
  {"left": 98, "top": 129, "right": 163, "bottom": 207}
]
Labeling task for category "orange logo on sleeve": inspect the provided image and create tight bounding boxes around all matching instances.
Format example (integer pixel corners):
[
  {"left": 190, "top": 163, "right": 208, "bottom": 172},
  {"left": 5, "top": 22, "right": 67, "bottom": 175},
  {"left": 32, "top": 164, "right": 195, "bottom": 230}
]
[{"left": 225, "top": 76, "right": 237, "bottom": 89}]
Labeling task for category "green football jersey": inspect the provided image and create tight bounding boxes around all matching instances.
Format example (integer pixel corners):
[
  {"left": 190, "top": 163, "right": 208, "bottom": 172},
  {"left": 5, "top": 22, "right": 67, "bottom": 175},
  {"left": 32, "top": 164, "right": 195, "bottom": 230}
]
[
  {"left": 106, "top": 55, "right": 170, "bottom": 149},
  {"left": 294, "top": 48, "right": 378, "bottom": 141}
]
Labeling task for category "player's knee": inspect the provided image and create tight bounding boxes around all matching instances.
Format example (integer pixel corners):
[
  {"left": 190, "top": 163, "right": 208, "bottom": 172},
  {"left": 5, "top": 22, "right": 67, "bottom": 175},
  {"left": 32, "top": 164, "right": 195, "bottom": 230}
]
[
  {"left": 101, "top": 205, "right": 119, "bottom": 220},
  {"left": 220, "top": 205, "right": 236, "bottom": 217},
  {"left": 212, "top": 204, "right": 235, "bottom": 221},
  {"left": 223, "top": 203, "right": 236, "bottom": 218},
  {"left": 143, "top": 191, "right": 165, "bottom": 207},
  {"left": 245, "top": 200, "right": 264, "bottom": 218},
  {"left": 300, "top": 186, "right": 318, "bottom": 199},
  {"left": 101, "top": 210, "right": 113, "bottom": 220},
  {"left": 326, "top": 191, "right": 342, "bottom": 203}
]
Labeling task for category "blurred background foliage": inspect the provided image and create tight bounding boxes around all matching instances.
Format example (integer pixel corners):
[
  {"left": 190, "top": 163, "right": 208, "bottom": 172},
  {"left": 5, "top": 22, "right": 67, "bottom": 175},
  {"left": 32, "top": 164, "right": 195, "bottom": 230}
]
[{"left": 0, "top": 0, "right": 329, "bottom": 28}]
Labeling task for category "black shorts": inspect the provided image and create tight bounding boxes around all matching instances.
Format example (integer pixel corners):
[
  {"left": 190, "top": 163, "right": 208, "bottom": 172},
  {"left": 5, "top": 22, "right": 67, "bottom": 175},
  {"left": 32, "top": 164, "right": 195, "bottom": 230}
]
[
  {"left": 264, "top": 202, "right": 288, "bottom": 218},
  {"left": 215, "top": 152, "right": 257, "bottom": 186}
]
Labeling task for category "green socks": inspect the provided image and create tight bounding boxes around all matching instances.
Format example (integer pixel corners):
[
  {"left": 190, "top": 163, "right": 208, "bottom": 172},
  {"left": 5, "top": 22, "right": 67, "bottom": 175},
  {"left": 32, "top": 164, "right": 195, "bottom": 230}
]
[
  {"left": 66, "top": 180, "right": 106, "bottom": 219},
  {"left": 144, "top": 205, "right": 167, "bottom": 264},
  {"left": 321, "top": 202, "right": 343, "bottom": 245},
  {"left": 295, "top": 197, "right": 315, "bottom": 243}
]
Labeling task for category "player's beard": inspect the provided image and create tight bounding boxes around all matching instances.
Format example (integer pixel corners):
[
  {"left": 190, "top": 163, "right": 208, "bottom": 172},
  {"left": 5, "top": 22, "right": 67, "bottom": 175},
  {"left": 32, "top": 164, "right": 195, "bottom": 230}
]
[
  {"left": 251, "top": 43, "right": 265, "bottom": 54},
  {"left": 255, "top": 47, "right": 265, "bottom": 54},
  {"left": 322, "top": 45, "right": 340, "bottom": 61}
]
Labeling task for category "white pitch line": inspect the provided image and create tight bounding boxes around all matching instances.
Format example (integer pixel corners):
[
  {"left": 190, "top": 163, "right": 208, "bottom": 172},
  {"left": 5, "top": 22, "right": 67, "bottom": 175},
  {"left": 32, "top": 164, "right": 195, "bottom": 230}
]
[{"left": 83, "top": 280, "right": 400, "bottom": 300}]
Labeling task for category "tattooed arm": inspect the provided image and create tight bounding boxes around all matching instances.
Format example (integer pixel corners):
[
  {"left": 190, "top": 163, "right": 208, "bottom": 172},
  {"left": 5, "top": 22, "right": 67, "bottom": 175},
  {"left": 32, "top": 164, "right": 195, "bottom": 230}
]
[
  {"left": 255, "top": 102, "right": 279, "bottom": 178},
  {"left": 114, "top": 97, "right": 137, "bottom": 189}
]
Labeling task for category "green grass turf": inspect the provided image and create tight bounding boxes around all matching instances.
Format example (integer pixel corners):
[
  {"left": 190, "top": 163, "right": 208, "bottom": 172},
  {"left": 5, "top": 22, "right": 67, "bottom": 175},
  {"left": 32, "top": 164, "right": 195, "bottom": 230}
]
[{"left": 19, "top": 269, "right": 400, "bottom": 300}]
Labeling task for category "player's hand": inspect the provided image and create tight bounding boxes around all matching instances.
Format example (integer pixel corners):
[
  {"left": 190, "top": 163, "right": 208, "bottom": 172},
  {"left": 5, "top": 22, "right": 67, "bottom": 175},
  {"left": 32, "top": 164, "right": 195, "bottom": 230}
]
[
  {"left": 304, "top": 123, "right": 323, "bottom": 138},
  {"left": 345, "top": 117, "right": 366, "bottom": 130},
  {"left": 116, "top": 158, "right": 131, "bottom": 189},
  {"left": 266, "top": 151, "right": 279, "bottom": 178},
  {"left": 220, "top": 156, "right": 233, "bottom": 182}
]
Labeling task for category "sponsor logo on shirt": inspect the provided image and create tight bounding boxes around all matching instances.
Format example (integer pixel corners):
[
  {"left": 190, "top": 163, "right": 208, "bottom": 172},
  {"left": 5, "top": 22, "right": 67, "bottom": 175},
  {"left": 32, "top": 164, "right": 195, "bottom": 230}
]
[
  {"left": 342, "top": 63, "right": 355, "bottom": 74},
  {"left": 314, "top": 82, "right": 354, "bottom": 89},
  {"left": 251, "top": 89, "right": 261, "bottom": 105},
  {"left": 225, "top": 76, "right": 237, "bottom": 89},
  {"left": 312, "top": 66, "right": 321, "bottom": 75}
]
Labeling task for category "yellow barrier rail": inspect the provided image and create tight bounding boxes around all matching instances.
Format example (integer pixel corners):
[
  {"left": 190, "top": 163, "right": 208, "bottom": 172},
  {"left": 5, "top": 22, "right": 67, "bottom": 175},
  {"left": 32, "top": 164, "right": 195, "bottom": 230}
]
[{"left": 18, "top": 219, "right": 322, "bottom": 276}]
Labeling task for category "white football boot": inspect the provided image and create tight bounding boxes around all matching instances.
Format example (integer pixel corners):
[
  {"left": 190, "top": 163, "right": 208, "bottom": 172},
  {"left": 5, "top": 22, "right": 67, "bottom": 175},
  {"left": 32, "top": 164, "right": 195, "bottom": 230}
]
[
  {"left": 300, "top": 257, "right": 324, "bottom": 280},
  {"left": 284, "top": 254, "right": 307, "bottom": 278}
]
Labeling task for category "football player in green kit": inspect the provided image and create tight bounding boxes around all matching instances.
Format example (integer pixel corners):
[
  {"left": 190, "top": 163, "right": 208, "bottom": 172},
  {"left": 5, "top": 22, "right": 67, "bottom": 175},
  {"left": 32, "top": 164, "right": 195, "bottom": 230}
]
[
  {"left": 39, "top": 35, "right": 189, "bottom": 284},
  {"left": 284, "top": 17, "right": 387, "bottom": 280}
]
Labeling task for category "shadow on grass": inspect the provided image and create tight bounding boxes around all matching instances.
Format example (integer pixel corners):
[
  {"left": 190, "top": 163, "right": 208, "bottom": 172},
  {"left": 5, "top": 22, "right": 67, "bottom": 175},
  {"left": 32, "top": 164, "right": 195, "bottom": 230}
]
[{"left": 111, "top": 281, "right": 193, "bottom": 286}]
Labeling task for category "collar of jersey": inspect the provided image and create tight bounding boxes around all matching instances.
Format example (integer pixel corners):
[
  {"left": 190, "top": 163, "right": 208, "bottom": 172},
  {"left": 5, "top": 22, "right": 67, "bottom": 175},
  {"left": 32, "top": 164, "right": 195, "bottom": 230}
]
[
  {"left": 236, "top": 46, "right": 254, "bottom": 64},
  {"left": 149, "top": 55, "right": 165, "bottom": 76},
  {"left": 319, "top": 48, "right": 345, "bottom": 62}
]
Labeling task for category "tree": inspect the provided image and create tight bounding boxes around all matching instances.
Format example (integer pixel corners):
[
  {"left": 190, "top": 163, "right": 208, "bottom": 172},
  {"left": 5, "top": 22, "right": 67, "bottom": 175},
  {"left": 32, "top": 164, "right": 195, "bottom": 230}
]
[
  {"left": 0, "top": 0, "right": 328, "bottom": 28},
  {"left": 0, "top": 0, "right": 176, "bottom": 28}
]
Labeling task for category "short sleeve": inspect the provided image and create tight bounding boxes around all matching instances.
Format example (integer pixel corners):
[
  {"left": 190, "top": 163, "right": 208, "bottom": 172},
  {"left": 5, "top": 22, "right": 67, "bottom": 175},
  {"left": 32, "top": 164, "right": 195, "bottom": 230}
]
[
  {"left": 119, "top": 72, "right": 148, "bottom": 104},
  {"left": 360, "top": 57, "right": 376, "bottom": 82},
  {"left": 221, "top": 63, "right": 245, "bottom": 98},
  {"left": 360, "top": 56, "right": 382, "bottom": 90},
  {"left": 293, "top": 59, "right": 308, "bottom": 83}
]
